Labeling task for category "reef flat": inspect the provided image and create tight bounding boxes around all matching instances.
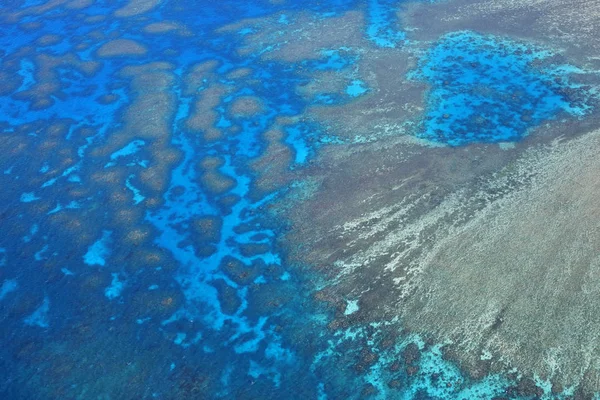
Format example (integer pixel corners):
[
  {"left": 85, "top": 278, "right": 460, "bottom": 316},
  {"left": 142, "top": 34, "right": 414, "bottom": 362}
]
[{"left": 1, "top": 0, "right": 600, "bottom": 399}]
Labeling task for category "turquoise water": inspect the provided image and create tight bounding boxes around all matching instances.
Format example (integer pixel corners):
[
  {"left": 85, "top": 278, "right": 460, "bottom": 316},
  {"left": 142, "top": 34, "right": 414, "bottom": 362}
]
[
  {"left": 0, "top": 0, "right": 596, "bottom": 399},
  {"left": 410, "top": 31, "right": 594, "bottom": 146}
]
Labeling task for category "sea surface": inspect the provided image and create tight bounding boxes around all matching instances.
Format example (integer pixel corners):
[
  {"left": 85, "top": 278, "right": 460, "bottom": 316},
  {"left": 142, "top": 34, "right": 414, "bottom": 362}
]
[{"left": 1, "top": 0, "right": 600, "bottom": 399}]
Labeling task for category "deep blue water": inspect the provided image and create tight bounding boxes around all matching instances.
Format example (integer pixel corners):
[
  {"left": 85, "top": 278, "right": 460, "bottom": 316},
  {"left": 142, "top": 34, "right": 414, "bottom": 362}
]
[{"left": 0, "top": 0, "right": 596, "bottom": 399}]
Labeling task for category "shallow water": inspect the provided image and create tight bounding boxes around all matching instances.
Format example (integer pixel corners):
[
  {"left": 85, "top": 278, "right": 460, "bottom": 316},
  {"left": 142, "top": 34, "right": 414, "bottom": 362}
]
[{"left": 1, "top": 0, "right": 600, "bottom": 399}]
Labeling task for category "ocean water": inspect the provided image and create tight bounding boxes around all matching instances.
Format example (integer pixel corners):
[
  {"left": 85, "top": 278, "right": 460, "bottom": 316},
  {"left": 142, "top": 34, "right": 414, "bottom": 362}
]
[
  {"left": 409, "top": 31, "right": 594, "bottom": 146},
  {"left": 0, "top": 0, "right": 598, "bottom": 399}
]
